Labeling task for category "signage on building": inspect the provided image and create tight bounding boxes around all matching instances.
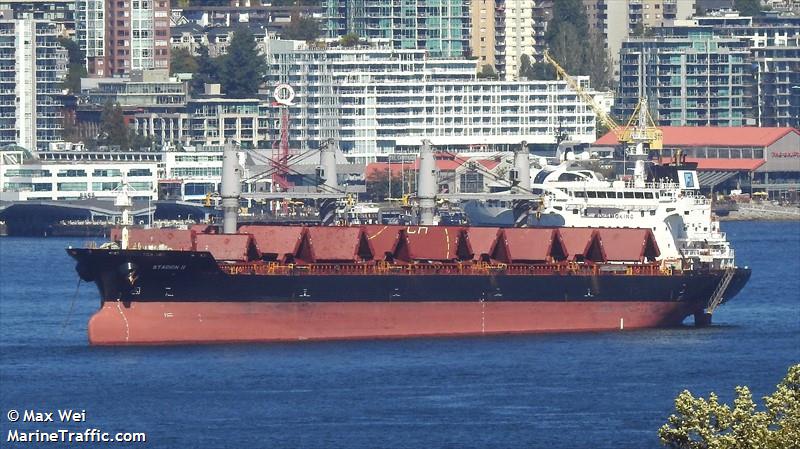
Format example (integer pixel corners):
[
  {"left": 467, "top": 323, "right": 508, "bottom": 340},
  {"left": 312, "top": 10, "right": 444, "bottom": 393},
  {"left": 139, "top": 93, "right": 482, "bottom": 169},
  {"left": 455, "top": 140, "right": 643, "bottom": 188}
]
[
  {"left": 273, "top": 84, "right": 295, "bottom": 106},
  {"left": 772, "top": 152, "right": 800, "bottom": 158}
]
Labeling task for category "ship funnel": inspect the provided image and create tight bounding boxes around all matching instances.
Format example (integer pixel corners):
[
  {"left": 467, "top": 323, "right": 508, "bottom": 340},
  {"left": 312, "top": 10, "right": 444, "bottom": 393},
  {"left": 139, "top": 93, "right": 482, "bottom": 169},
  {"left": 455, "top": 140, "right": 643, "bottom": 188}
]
[
  {"left": 417, "top": 139, "right": 436, "bottom": 226},
  {"left": 221, "top": 141, "right": 241, "bottom": 234}
]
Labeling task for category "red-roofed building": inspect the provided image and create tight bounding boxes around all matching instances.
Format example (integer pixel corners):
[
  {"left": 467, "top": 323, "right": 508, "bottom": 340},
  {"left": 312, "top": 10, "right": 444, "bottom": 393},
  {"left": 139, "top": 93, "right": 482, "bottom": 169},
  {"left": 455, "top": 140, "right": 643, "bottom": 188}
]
[{"left": 593, "top": 127, "right": 800, "bottom": 198}]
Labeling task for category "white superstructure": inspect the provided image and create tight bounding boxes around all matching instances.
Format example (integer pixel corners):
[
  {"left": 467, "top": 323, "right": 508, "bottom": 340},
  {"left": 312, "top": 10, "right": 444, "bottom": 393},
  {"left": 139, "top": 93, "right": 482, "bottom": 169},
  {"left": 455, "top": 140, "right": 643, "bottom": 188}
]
[
  {"left": 465, "top": 154, "right": 736, "bottom": 270},
  {"left": 530, "top": 159, "right": 735, "bottom": 269}
]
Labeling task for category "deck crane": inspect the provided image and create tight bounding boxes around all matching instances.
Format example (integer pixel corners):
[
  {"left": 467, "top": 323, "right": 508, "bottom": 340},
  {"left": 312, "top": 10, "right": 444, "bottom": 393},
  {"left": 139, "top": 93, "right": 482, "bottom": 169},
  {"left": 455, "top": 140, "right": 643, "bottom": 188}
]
[{"left": 542, "top": 51, "right": 663, "bottom": 156}]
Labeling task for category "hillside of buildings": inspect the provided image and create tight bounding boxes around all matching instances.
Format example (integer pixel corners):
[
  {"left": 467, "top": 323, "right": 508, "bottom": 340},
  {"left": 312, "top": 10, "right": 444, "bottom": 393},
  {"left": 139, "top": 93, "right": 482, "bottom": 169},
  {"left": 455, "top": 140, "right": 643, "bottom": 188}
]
[{"left": 0, "top": 0, "right": 798, "bottom": 207}]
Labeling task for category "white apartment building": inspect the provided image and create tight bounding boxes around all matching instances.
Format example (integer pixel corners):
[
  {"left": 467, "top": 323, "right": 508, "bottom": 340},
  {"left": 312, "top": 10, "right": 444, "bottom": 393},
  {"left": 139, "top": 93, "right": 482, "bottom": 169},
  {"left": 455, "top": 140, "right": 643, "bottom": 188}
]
[
  {"left": 0, "top": 13, "right": 67, "bottom": 152},
  {"left": 265, "top": 42, "right": 596, "bottom": 163},
  {"left": 500, "top": 0, "right": 536, "bottom": 80}
]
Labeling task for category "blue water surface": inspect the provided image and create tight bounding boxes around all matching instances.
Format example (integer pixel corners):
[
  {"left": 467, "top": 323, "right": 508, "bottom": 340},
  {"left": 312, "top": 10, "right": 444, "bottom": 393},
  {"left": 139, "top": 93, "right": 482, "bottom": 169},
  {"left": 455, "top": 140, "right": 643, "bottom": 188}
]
[{"left": 0, "top": 221, "right": 798, "bottom": 449}]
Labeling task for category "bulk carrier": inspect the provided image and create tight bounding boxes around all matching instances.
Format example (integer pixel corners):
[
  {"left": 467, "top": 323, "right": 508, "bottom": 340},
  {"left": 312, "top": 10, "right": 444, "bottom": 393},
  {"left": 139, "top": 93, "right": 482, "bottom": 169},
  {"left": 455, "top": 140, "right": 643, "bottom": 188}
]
[{"left": 67, "top": 142, "right": 750, "bottom": 345}]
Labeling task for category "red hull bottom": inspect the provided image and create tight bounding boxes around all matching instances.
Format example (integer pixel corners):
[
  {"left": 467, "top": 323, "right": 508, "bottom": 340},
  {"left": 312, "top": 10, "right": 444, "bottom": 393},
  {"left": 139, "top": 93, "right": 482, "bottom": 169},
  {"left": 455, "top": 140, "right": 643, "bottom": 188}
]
[{"left": 88, "top": 301, "right": 699, "bottom": 345}]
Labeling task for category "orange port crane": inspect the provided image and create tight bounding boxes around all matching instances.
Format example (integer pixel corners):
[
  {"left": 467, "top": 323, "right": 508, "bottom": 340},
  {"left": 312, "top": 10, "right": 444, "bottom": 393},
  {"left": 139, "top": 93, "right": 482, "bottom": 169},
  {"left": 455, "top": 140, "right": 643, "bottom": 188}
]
[{"left": 542, "top": 51, "right": 663, "bottom": 155}]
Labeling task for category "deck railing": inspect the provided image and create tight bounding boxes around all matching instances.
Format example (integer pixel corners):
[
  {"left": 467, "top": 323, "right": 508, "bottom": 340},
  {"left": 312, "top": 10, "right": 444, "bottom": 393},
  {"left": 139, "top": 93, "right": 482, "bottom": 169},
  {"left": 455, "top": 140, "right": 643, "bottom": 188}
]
[{"left": 217, "top": 261, "right": 675, "bottom": 277}]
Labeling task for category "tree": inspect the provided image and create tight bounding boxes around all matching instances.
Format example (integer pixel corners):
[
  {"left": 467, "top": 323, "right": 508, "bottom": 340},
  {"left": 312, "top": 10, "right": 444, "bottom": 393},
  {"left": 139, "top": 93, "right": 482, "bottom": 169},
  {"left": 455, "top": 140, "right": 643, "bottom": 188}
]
[
  {"left": 734, "top": 0, "right": 763, "bottom": 16},
  {"left": 535, "top": 0, "right": 612, "bottom": 89},
  {"left": 190, "top": 46, "right": 220, "bottom": 96},
  {"left": 339, "top": 32, "right": 361, "bottom": 48},
  {"left": 519, "top": 54, "right": 534, "bottom": 80},
  {"left": 99, "top": 102, "right": 129, "bottom": 150},
  {"left": 129, "top": 131, "right": 153, "bottom": 150},
  {"left": 217, "top": 27, "right": 267, "bottom": 98},
  {"left": 282, "top": 13, "right": 321, "bottom": 41},
  {"left": 170, "top": 48, "right": 198, "bottom": 75},
  {"left": 58, "top": 37, "right": 87, "bottom": 93},
  {"left": 659, "top": 364, "right": 800, "bottom": 449},
  {"left": 477, "top": 64, "right": 497, "bottom": 79}
]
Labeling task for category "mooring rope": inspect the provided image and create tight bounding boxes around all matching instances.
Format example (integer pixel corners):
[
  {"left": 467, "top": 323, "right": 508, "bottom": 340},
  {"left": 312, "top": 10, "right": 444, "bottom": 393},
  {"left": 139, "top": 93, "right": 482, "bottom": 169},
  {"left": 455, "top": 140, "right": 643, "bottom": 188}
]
[{"left": 60, "top": 278, "right": 81, "bottom": 335}]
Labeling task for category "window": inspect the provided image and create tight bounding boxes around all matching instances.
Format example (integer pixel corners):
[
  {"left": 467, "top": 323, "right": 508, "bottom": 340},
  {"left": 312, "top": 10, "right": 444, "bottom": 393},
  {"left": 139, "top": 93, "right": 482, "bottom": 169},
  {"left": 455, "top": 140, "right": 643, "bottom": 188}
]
[
  {"left": 634, "top": 192, "right": 644, "bottom": 199},
  {"left": 587, "top": 191, "right": 597, "bottom": 198},
  {"left": 184, "top": 182, "right": 215, "bottom": 196},
  {"left": 92, "top": 182, "right": 120, "bottom": 191},
  {"left": 57, "top": 169, "right": 87, "bottom": 177},
  {"left": 459, "top": 172, "right": 484, "bottom": 193},
  {"left": 127, "top": 168, "right": 152, "bottom": 177},
  {"left": 624, "top": 192, "right": 634, "bottom": 199},
  {"left": 57, "top": 182, "right": 87, "bottom": 191},
  {"left": 92, "top": 169, "right": 122, "bottom": 177}
]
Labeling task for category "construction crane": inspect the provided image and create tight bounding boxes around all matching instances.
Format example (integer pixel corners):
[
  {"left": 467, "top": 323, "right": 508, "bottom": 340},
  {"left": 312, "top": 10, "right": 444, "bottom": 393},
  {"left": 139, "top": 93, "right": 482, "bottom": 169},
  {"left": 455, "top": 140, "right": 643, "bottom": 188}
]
[{"left": 542, "top": 51, "right": 663, "bottom": 155}]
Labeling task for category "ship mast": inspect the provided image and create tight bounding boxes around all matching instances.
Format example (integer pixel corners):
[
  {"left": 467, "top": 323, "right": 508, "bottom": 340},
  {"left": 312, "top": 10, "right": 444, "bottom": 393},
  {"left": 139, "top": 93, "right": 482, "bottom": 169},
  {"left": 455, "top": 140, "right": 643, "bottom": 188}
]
[
  {"left": 316, "top": 138, "right": 339, "bottom": 225},
  {"left": 417, "top": 139, "right": 437, "bottom": 226},
  {"left": 511, "top": 141, "right": 532, "bottom": 227},
  {"left": 221, "top": 141, "right": 241, "bottom": 234},
  {"left": 114, "top": 177, "right": 133, "bottom": 249}
]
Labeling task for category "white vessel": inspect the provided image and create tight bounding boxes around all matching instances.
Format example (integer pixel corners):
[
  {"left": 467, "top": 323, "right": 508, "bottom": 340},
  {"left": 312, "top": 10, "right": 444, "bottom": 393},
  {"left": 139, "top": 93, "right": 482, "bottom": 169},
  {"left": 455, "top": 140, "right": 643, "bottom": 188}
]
[{"left": 465, "top": 154, "right": 735, "bottom": 270}]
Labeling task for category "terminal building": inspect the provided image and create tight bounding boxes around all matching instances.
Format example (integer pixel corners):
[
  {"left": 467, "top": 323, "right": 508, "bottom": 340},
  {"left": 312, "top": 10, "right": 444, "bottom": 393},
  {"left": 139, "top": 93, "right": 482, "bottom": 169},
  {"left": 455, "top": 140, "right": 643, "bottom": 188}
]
[{"left": 593, "top": 127, "right": 800, "bottom": 199}]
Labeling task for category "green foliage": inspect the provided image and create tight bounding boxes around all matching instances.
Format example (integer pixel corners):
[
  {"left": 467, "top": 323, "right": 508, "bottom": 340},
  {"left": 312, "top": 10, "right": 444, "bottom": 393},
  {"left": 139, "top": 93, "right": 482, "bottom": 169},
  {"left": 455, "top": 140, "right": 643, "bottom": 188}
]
[
  {"left": 477, "top": 64, "right": 497, "bottom": 79},
  {"left": 339, "top": 32, "right": 361, "bottom": 48},
  {"left": 99, "top": 103, "right": 130, "bottom": 150},
  {"left": 190, "top": 46, "right": 220, "bottom": 96},
  {"left": 519, "top": 54, "right": 533, "bottom": 79},
  {"left": 170, "top": 48, "right": 198, "bottom": 75},
  {"left": 58, "top": 37, "right": 84, "bottom": 66},
  {"left": 282, "top": 13, "right": 321, "bottom": 41},
  {"left": 129, "top": 131, "right": 154, "bottom": 150},
  {"left": 734, "top": 0, "right": 763, "bottom": 16},
  {"left": 535, "top": 0, "right": 612, "bottom": 89},
  {"left": 62, "top": 64, "right": 88, "bottom": 94},
  {"left": 58, "top": 37, "right": 87, "bottom": 94},
  {"left": 659, "top": 364, "right": 800, "bottom": 449},
  {"left": 217, "top": 27, "right": 267, "bottom": 98}
]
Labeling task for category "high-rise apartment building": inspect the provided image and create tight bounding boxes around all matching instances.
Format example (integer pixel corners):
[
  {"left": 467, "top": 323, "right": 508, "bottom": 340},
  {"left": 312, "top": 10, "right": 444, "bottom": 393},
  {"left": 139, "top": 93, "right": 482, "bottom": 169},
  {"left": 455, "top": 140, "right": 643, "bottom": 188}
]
[
  {"left": 495, "top": 0, "right": 535, "bottom": 80},
  {"left": 471, "top": 0, "right": 497, "bottom": 70},
  {"left": 615, "top": 27, "right": 753, "bottom": 127},
  {"left": 104, "top": 0, "right": 171, "bottom": 76},
  {"left": 324, "top": 0, "right": 471, "bottom": 58},
  {"left": 689, "top": 14, "right": 800, "bottom": 127},
  {"left": 583, "top": 0, "right": 696, "bottom": 69},
  {"left": 0, "top": 13, "right": 67, "bottom": 151},
  {"left": 471, "top": 0, "right": 541, "bottom": 80},
  {"left": 75, "top": 0, "right": 105, "bottom": 75},
  {"left": 0, "top": 0, "right": 75, "bottom": 30}
]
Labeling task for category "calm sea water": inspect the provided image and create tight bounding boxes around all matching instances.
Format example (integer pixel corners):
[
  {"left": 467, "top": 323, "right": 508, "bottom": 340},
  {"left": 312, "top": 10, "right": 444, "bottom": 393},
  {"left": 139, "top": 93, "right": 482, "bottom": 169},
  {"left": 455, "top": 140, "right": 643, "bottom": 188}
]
[{"left": 0, "top": 221, "right": 798, "bottom": 449}]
